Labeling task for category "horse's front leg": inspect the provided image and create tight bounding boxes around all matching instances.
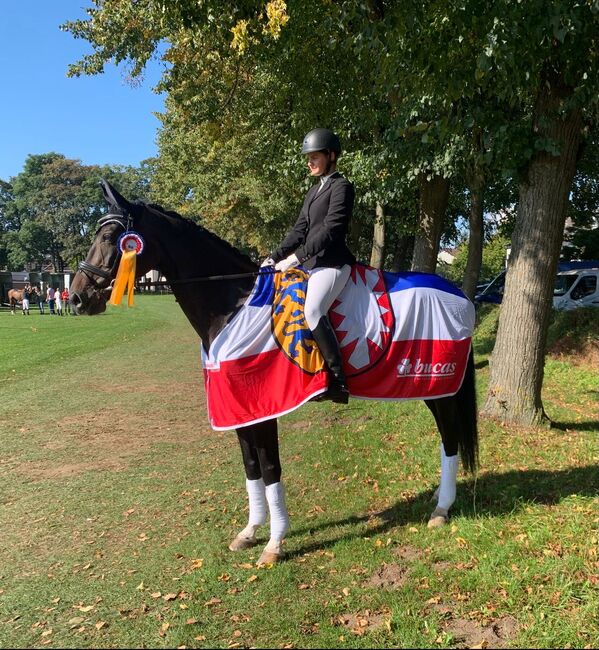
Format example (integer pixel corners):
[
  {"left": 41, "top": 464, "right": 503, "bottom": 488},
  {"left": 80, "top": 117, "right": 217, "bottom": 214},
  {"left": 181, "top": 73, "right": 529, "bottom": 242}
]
[
  {"left": 232, "top": 419, "right": 289, "bottom": 564},
  {"left": 428, "top": 441, "right": 459, "bottom": 528}
]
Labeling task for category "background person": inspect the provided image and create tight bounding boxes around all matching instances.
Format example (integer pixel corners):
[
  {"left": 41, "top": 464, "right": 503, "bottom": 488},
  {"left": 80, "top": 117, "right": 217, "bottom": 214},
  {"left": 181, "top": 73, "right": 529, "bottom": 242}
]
[
  {"left": 36, "top": 286, "right": 45, "bottom": 314},
  {"left": 46, "top": 286, "right": 55, "bottom": 314},
  {"left": 61, "top": 287, "right": 70, "bottom": 315},
  {"left": 54, "top": 287, "right": 62, "bottom": 316},
  {"left": 264, "top": 128, "right": 355, "bottom": 404},
  {"left": 22, "top": 283, "right": 31, "bottom": 316}
]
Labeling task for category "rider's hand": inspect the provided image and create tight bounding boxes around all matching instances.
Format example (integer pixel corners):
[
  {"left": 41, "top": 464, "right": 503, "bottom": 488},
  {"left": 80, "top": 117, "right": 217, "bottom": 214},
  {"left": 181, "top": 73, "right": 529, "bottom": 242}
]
[
  {"left": 260, "top": 257, "right": 275, "bottom": 267},
  {"left": 275, "top": 254, "right": 299, "bottom": 273}
]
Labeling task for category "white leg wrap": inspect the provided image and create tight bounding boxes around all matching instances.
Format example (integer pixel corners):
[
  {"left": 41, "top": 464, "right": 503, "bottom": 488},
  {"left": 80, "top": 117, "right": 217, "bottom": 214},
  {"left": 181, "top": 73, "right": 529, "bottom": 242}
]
[
  {"left": 238, "top": 478, "right": 266, "bottom": 539},
  {"left": 437, "top": 443, "right": 459, "bottom": 512},
  {"left": 264, "top": 482, "right": 289, "bottom": 553}
]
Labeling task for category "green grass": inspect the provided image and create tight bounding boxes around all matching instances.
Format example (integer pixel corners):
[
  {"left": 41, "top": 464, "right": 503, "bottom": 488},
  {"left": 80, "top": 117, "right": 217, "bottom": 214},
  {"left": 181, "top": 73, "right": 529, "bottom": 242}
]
[{"left": 0, "top": 296, "right": 596, "bottom": 648}]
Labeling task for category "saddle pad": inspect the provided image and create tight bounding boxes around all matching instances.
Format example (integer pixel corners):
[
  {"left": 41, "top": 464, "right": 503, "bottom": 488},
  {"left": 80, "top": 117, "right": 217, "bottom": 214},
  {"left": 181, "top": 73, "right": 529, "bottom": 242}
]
[{"left": 201, "top": 264, "right": 475, "bottom": 430}]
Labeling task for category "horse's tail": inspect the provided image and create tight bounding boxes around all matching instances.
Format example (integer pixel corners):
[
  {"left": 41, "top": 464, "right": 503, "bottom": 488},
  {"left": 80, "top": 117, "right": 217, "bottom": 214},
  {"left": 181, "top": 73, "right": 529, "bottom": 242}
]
[{"left": 457, "top": 347, "right": 478, "bottom": 473}]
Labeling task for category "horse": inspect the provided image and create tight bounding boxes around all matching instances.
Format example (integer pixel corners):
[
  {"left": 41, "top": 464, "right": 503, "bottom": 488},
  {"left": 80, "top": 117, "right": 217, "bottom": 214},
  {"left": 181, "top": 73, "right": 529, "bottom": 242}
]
[
  {"left": 70, "top": 180, "right": 478, "bottom": 565},
  {"left": 8, "top": 287, "right": 38, "bottom": 314}
]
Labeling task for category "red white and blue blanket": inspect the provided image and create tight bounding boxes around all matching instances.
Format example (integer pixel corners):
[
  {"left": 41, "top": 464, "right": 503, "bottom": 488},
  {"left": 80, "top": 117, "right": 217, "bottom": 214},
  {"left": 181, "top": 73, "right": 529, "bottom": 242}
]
[{"left": 201, "top": 264, "right": 475, "bottom": 430}]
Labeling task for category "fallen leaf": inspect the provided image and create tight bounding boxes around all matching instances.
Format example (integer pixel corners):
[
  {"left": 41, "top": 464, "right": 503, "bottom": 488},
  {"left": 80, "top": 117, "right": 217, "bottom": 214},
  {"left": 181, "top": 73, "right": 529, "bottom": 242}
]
[
  {"left": 342, "top": 587, "right": 350, "bottom": 596},
  {"left": 204, "top": 597, "right": 222, "bottom": 607},
  {"left": 77, "top": 605, "right": 94, "bottom": 613},
  {"left": 95, "top": 621, "right": 107, "bottom": 630},
  {"left": 151, "top": 592, "right": 162, "bottom": 599},
  {"left": 233, "top": 630, "right": 242, "bottom": 637},
  {"left": 247, "top": 575, "right": 258, "bottom": 582},
  {"left": 68, "top": 617, "right": 85, "bottom": 628},
  {"left": 163, "top": 593, "right": 178, "bottom": 601},
  {"left": 191, "top": 559, "right": 204, "bottom": 569}
]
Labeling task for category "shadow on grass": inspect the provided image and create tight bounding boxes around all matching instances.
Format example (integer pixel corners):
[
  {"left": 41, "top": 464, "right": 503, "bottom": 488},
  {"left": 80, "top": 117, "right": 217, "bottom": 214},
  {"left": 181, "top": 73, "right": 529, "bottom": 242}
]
[
  {"left": 286, "top": 465, "right": 598, "bottom": 557},
  {"left": 552, "top": 420, "right": 599, "bottom": 432}
]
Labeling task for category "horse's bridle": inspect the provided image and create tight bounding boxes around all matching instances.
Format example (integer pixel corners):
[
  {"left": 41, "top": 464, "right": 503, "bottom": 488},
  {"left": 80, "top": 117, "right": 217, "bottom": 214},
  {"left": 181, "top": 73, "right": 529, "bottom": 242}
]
[{"left": 77, "top": 213, "right": 133, "bottom": 287}]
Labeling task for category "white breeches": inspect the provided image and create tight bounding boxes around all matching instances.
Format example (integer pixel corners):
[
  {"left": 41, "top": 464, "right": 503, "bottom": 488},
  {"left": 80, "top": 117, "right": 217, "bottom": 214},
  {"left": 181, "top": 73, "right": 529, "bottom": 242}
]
[{"left": 304, "top": 265, "right": 351, "bottom": 331}]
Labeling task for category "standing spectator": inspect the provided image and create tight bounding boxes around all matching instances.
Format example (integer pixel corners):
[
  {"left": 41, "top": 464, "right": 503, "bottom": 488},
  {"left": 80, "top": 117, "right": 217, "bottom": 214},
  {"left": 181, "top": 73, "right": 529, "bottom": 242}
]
[
  {"left": 47, "top": 286, "right": 55, "bottom": 315},
  {"left": 61, "top": 287, "right": 70, "bottom": 315},
  {"left": 55, "top": 287, "right": 63, "bottom": 316},
  {"left": 22, "top": 283, "right": 31, "bottom": 316},
  {"left": 37, "top": 286, "right": 45, "bottom": 314}
]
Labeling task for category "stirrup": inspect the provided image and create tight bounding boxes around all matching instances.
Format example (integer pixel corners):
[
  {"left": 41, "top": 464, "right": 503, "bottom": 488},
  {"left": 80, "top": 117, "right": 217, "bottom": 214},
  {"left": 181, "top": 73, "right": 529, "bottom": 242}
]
[{"left": 316, "top": 378, "right": 349, "bottom": 404}]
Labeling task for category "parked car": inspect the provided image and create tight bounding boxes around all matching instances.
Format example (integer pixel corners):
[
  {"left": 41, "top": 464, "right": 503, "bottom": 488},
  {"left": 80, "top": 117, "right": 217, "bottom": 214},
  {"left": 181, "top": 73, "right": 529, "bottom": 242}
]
[
  {"left": 474, "top": 260, "right": 599, "bottom": 308},
  {"left": 553, "top": 268, "right": 599, "bottom": 310}
]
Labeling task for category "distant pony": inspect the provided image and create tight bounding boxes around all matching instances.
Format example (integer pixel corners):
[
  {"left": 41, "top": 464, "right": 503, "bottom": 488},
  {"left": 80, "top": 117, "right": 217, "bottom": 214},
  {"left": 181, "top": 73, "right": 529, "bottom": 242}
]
[{"left": 8, "top": 286, "right": 38, "bottom": 314}]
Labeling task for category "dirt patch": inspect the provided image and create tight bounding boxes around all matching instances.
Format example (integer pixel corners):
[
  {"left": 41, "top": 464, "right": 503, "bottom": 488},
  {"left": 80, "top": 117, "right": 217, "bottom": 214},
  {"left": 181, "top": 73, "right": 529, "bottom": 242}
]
[
  {"left": 335, "top": 609, "right": 390, "bottom": 636},
  {"left": 432, "top": 560, "right": 453, "bottom": 572},
  {"left": 14, "top": 380, "right": 219, "bottom": 480},
  {"left": 392, "top": 544, "right": 425, "bottom": 561},
  {"left": 444, "top": 616, "right": 519, "bottom": 648},
  {"left": 365, "top": 563, "right": 409, "bottom": 589}
]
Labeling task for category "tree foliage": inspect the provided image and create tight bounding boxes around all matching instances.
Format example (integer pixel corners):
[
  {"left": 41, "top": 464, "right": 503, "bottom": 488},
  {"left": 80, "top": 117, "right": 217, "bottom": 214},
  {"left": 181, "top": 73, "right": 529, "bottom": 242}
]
[{"left": 0, "top": 155, "right": 151, "bottom": 271}]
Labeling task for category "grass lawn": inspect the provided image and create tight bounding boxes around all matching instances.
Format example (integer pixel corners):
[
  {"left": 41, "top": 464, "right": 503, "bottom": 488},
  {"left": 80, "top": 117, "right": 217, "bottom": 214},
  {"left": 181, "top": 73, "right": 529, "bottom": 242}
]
[{"left": 0, "top": 296, "right": 596, "bottom": 648}]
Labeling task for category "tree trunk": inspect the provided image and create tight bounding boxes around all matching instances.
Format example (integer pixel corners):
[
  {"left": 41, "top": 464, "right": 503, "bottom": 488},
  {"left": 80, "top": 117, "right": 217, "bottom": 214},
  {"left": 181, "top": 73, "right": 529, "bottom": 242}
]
[
  {"left": 483, "top": 73, "right": 584, "bottom": 426},
  {"left": 391, "top": 234, "right": 415, "bottom": 272},
  {"left": 411, "top": 173, "right": 450, "bottom": 273},
  {"left": 369, "top": 202, "right": 386, "bottom": 268},
  {"left": 462, "top": 172, "right": 484, "bottom": 300}
]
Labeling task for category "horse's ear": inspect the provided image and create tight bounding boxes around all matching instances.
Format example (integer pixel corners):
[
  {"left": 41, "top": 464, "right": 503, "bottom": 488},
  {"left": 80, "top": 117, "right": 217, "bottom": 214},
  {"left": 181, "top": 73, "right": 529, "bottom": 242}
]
[{"left": 100, "top": 179, "right": 131, "bottom": 211}]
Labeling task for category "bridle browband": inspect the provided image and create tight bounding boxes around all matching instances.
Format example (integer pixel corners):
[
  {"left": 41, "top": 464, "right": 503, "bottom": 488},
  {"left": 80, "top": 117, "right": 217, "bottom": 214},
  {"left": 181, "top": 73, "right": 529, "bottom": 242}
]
[{"left": 77, "top": 212, "right": 279, "bottom": 286}]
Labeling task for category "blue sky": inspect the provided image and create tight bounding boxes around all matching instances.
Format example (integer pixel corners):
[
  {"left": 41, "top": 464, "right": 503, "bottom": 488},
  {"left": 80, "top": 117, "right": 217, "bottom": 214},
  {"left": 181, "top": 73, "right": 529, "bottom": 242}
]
[{"left": 0, "top": 1, "right": 166, "bottom": 180}]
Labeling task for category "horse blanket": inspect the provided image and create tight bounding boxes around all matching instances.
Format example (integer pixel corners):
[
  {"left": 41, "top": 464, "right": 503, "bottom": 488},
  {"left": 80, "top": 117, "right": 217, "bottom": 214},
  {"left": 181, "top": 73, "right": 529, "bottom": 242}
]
[{"left": 201, "top": 264, "right": 475, "bottom": 430}]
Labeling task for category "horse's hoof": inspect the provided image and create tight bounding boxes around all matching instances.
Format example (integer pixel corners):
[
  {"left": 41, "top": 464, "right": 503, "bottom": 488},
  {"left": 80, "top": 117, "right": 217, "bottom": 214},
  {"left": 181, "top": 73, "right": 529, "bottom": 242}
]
[
  {"left": 228, "top": 535, "right": 258, "bottom": 551},
  {"left": 256, "top": 548, "right": 285, "bottom": 566},
  {"left": 427, "top": 507, "right": 449, "bottom": 528}
]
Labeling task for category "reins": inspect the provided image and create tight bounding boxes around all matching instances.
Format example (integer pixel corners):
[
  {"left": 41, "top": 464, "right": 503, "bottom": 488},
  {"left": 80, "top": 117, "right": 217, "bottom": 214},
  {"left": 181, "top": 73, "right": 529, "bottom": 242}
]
[{"left": 171, "top": 269, "right": 278, "bottom": 284}]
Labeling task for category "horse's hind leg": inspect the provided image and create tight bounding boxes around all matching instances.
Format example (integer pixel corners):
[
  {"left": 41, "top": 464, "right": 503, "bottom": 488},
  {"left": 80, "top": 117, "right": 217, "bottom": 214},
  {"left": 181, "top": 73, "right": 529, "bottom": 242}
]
[{"left": 425, "top": 398, "right": 460, "bottom": 528}]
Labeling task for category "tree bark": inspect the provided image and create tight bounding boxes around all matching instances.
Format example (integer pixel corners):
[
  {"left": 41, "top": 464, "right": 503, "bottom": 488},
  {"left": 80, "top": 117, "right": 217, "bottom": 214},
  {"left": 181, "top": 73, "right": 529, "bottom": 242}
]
[
  {"left": 369, "top": 202, "right": 386, "bottom": 268},
  {"left": 462, "top": 172, "right": 484, "bottom": 300},
  {"left": 483, "top": 72, "right": 584, "bottom": 425},
  {"left": 411, "top": 173, "right": 450, "bottom": 273},
  {"left": 391, "top": 234, "right": 415, "bottom": 272}
]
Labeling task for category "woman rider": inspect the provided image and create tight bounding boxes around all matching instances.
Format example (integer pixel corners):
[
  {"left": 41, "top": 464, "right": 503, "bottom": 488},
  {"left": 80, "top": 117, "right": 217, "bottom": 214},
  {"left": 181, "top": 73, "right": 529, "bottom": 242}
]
[{"left": 262, "top": 128, "right": 355, "bottom": 404}]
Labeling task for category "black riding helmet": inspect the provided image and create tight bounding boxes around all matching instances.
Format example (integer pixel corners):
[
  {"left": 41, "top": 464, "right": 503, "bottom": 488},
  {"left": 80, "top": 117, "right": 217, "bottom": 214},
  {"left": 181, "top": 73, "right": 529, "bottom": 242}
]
[{"left": 301, "top": 128, "right": 342, "bottom": 156}]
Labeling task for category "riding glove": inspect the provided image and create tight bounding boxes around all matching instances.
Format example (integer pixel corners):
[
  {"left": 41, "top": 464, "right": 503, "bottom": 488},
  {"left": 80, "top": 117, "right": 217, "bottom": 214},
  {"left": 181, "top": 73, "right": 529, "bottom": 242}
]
[
  {"left": 275, "top": 254, "right": 299, "bottom": 273},
  {"left": 260, "top": 257, "right": 275, "bottom": 267}
]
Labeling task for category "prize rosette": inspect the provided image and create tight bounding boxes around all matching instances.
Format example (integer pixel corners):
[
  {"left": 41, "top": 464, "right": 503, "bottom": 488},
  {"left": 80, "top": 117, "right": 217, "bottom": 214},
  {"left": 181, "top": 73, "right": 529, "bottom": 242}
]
[
  {"left": 118, "top": 231, "right": 145, "bottom": 255},
  {"left": 110, "top": 231, "right": 145, "bottom": 307}
]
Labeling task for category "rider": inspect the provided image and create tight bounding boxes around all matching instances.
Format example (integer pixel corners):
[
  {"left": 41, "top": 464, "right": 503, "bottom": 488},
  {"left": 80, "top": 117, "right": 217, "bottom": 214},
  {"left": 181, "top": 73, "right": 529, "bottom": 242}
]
[{"left": 263, "top": 128, "right": 356, "bottom": 404}]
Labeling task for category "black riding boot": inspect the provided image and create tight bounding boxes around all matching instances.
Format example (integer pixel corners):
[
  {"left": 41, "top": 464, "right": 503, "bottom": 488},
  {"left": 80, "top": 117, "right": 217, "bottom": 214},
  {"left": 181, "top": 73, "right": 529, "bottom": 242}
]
[{"left": 312, "top": 317, "right": 349, "bottom": 404}]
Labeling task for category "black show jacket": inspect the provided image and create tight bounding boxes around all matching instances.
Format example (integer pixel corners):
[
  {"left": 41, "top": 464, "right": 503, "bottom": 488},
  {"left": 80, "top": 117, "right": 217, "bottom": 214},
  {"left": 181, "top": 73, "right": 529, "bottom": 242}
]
[{"left": 272, "top": 172, "right": 356, "bottom": 271}]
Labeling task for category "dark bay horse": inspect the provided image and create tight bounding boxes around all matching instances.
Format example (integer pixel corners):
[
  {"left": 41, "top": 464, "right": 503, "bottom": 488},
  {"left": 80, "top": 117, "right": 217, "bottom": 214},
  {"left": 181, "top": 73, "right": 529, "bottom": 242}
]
[{"left": 70, "top": 180, "right": 478, "bottom": 565}]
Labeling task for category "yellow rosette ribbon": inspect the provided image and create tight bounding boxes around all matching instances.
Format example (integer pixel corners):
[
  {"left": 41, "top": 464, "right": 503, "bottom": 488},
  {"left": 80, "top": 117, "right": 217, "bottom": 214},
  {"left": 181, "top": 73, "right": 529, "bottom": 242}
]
[{"left": 109, "top": 249, "right": 137, "bottom": 307}]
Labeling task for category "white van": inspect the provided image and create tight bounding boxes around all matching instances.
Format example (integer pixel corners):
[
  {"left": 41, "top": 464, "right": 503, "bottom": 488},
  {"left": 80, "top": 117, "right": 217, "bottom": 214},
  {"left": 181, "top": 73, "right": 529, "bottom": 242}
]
[{"left": 553, "top": 268, "right": 599, "bottom": 310}]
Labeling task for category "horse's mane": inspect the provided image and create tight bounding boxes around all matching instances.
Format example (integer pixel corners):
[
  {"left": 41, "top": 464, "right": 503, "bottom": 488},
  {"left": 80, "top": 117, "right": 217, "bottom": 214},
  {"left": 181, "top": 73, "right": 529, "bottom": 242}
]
[{"left": 135, "top": 199, "right": 256, "bottom": 267}]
